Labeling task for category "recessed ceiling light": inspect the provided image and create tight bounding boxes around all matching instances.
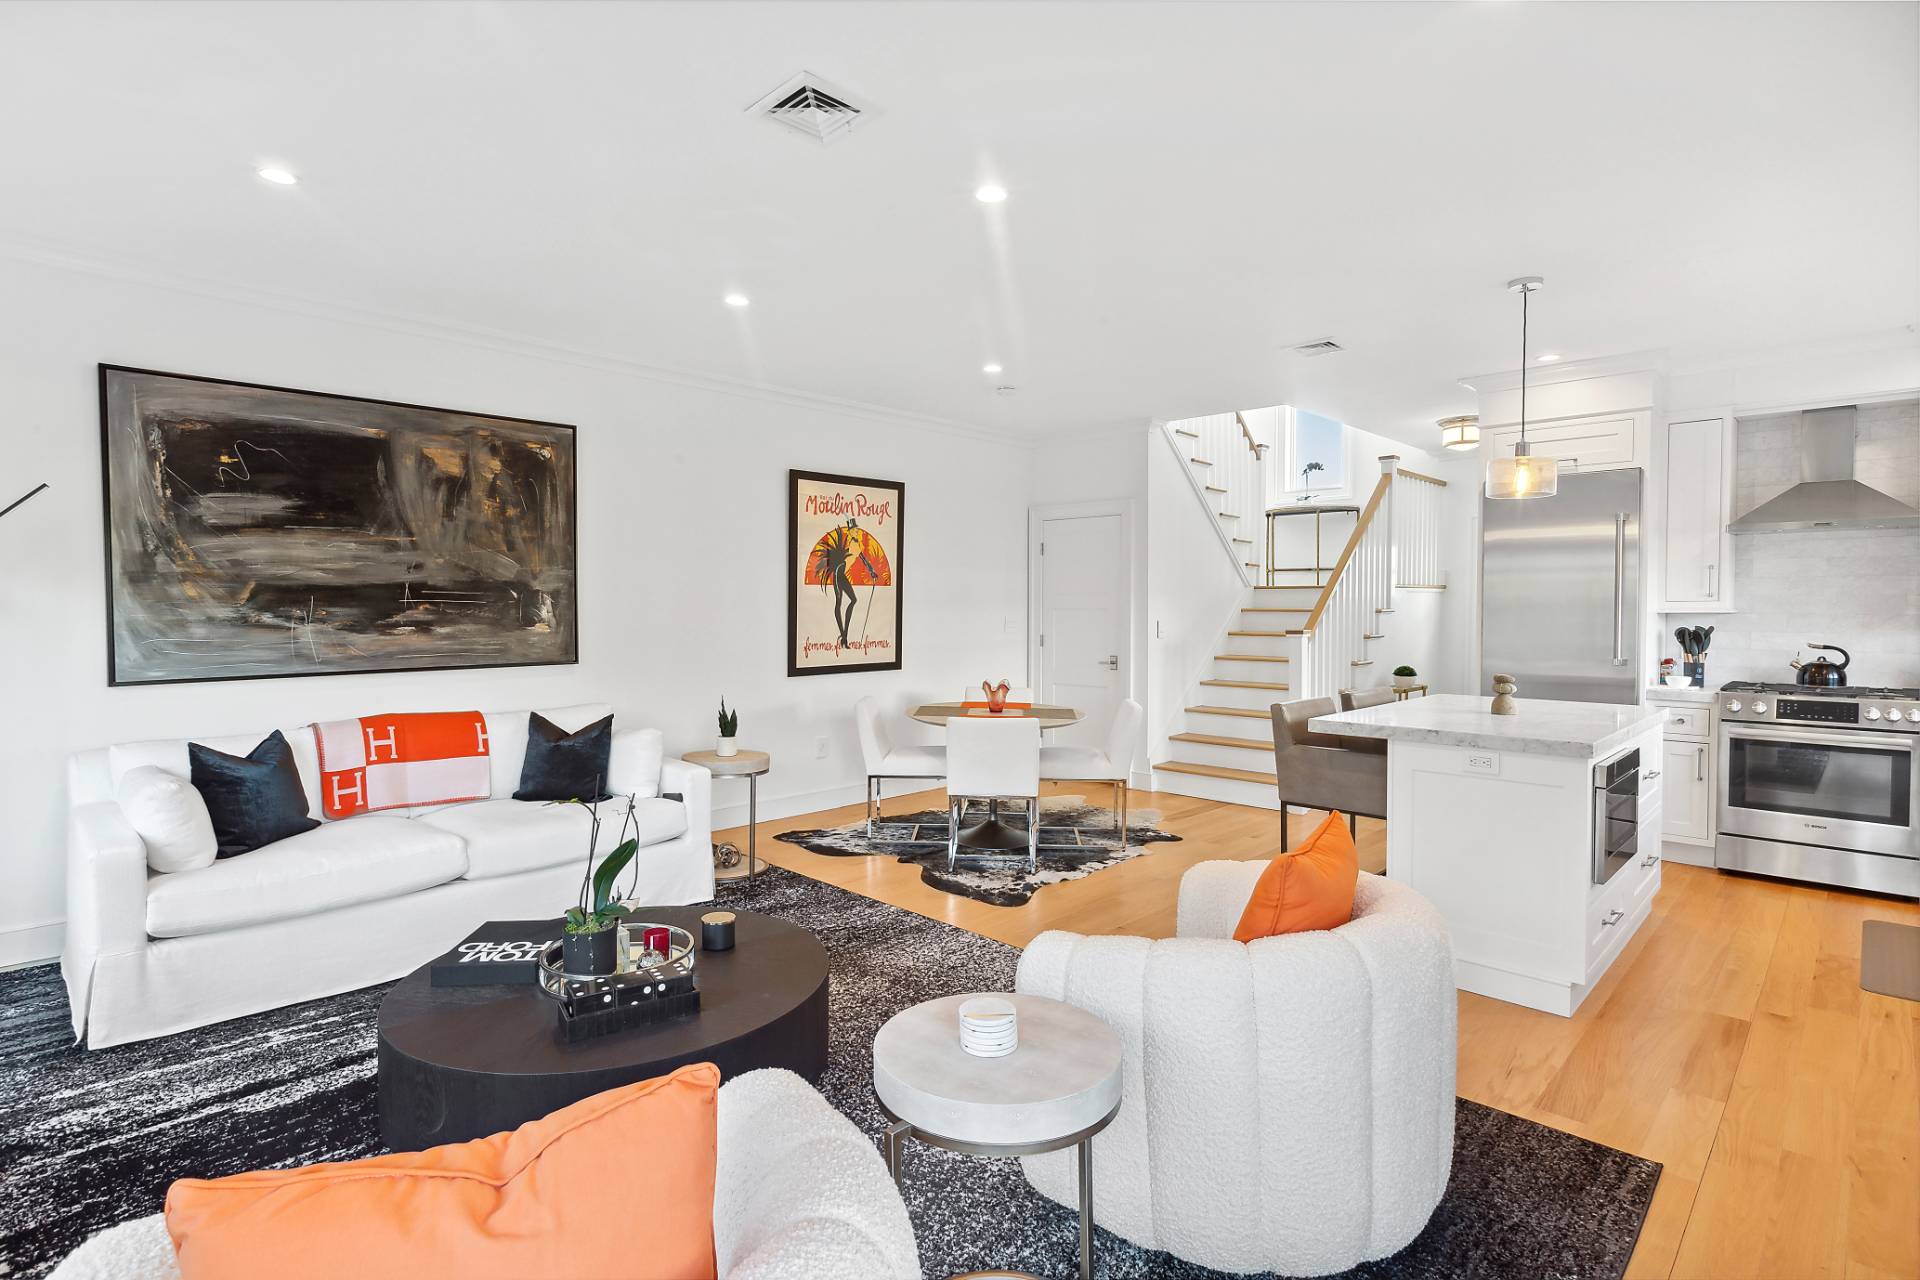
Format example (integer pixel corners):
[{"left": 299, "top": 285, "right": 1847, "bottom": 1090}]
[
  {"left": 256, "top": 166, "right": 299, "bottom": 186},
  {"left": 982, "top": 363, "right": 1002, "bottom": 374},
  {"left": 974, "top": 184, "right": 1008, "bottom": 204},
  {"left": 1535, "top": 353, "right": 1561, "bottom": 363},
  {"left": 723, "top": 293, "right": 750, "bottom": 308}
]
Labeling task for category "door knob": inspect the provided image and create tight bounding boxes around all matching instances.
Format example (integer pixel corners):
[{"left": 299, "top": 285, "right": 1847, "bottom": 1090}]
[{"left": 1104, "top": 655, "right": 1119, "bottom": 670}]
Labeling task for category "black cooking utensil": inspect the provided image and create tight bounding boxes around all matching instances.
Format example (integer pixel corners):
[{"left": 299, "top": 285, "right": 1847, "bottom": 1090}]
[
  {"left": 1675, "top": 626, "right": 1692, "bottom": 656},
  {"left": 1698, "top": 626, "right": 1713, "bottom": 654}
]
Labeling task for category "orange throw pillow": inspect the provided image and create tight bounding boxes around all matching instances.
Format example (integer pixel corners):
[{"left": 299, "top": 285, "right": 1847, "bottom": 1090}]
[
  {"left": 165, "top": 1062, "right": 720, "bottom": 1280},
  {"left": 1233, "top": 810, "right": 1360, "bottom": 941}
]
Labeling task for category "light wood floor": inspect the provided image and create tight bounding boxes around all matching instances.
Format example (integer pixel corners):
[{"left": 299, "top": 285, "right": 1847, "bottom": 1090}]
[{"left": 719, "top": 784, "right": 1920, "bottom": 1280}]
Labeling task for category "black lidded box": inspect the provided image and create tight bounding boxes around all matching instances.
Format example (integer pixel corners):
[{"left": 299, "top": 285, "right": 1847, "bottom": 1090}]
[{"left": 429, "top": 920, "right": 561, "bottom": 986}]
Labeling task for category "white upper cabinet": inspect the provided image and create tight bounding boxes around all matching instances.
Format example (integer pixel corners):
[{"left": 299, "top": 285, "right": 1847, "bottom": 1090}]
[
  {"left": 1658, "top": 414, "right": 1736, "bottom": 612},
  {"left": 1480, "top": 413, "right": 1644, "bottom": 472}
]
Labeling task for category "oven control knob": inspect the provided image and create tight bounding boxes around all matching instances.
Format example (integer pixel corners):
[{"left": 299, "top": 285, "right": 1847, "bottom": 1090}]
[
  {"left": 1866, "top": 707, "right": 1884, "bottom": 720},
  {"left": 1751, "top": 700, "right": 1768, "bottom": 714},
  {"left": 1889, "top": 708, "right": 1906, "bottom": 723},
  {"left": 1725, "top": 699, "right": 1742, "bottom": 713}
]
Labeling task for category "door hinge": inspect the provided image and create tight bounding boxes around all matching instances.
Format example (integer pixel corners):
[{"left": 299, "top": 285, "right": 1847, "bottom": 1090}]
[
  {"left": 1040, "top": 542, "right": 1045, "bottom": 556},
  {"left": 1039, "top": 633, "right": 1045, "bottom": 647}
]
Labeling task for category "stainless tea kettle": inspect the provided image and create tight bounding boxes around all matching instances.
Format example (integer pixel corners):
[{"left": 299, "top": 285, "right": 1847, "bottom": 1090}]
[{"left": 1790, "top": 644, "right": 1851, "bottom": 687}]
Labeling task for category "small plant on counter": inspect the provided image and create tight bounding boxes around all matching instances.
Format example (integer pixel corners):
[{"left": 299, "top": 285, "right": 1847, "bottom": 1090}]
[
  {"left": 716, "top": 698, "right": 740, "bottom": 756},
  {"left": 1392, "top": 664, "right": 1419, "bottom": 690},
  {"left": 1393, "top": 665, "right": 1417, "bottom": 677}
]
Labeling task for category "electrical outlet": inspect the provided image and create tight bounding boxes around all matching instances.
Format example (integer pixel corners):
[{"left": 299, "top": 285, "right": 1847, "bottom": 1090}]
[
  {"left": 814, "top": 735, "right": 829, "bottom": 760},
  {"left": 1465, "top": 752, "right": 1499, "bottom": 774}
]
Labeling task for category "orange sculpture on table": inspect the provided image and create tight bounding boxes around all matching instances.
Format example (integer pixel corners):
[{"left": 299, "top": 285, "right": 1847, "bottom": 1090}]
[{"left": 981, "top": 680, "right": 1011, "bottom": 713}]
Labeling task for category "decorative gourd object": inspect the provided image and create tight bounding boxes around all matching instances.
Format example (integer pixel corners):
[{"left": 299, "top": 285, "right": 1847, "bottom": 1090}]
[
  {"left": 1490, "top": 673, "right": 1518, "bottom": 716},
  {"left": 982, "top": 679, "right": 1011, "bottom": 713}
]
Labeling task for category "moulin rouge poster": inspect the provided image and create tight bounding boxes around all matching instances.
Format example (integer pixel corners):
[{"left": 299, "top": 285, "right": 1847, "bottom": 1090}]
[{"left": 788, "top": 470, "right": 904, "bottom": 677}]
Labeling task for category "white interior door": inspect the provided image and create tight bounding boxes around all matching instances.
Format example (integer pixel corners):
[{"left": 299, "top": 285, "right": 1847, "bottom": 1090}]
[{"left": 1037, "top": 513, "right": 1126, "bottom": 751}]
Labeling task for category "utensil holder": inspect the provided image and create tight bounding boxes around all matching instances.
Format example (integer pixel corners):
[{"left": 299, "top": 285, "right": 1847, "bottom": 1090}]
[{"left": 1683, "top": 659, "right": 1705, "bottom": 688}]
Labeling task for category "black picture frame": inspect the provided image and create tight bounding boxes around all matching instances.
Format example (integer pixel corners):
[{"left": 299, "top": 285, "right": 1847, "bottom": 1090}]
[
  {"left": 787, "top": 468, "right": 905, "bottom": 678},
  {"left": 98, "top": 364, "right": 579, "bottom": 687}
]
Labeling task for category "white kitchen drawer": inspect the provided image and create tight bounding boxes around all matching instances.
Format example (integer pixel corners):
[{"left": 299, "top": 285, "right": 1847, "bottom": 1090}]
[
  {"left": 1587, "top": 853, "right": 1659, "bottom": 969},
  {"left": 1660, "top": 706, "right": 1711, "bottom": 740}
]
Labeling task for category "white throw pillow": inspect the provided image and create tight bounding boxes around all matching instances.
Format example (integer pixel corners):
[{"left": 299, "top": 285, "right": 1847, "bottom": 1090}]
[
  {"left": 115, "top": 765, "right": 218, "bottom": 873},
  {"left": 608, "top": 727, "right": 665, "bottom": 800}
]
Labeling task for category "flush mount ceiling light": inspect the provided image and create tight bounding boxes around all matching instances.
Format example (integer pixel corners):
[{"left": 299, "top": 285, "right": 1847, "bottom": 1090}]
[
  {"left": 256, "top": 166, "right": 298, "bottom": 186},
  {"left": 981, "top": 363, "right": 1002, "bottom": 374},
  {"left": 723, "top": 293, "right": 750, "bottom": 308},
  {"left": 1485, "top": 276, "right": 1559, "bottom": 500},
  {"left": 974, "top": 184, "right": 1008, "bottom": 204},
  {"left": 1438, "top": 415, "right": 1481, "bottom": 452}
]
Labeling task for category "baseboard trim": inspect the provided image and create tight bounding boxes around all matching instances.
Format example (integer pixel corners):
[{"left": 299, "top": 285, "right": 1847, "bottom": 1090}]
[
  {"left": 710, "top": 780, "right": 872, "bottom": 834},
  {"left": 0, "top": 921, "right": 64, "bottom": 970}
]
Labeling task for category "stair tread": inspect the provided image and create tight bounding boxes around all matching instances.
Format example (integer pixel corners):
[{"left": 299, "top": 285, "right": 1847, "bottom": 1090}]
[
  {"left": 1200, "top": 678, "right": 1290, "bottom": 690},
  {"left": 1229, "top": 629, "right": 1294, "bottom": 637},
  {"left": 1242, "top": 607, "right": 1310, "bottom": 613},
  {"left": 1204, "top": 485, "right": 1228, "bottom": 494},
  {"left": 1253, "top": 585, "right": 1320, "bottom": 591},
  {"left": 1216, "top": 653, "right": 1290, "bottom": 662},
  {"left": 1169, "top": 732, "right": 1274, "bottom": 751},
  {"left": 1351, "top": 659, "right": 1374, "bottom": 666},
  {"left": 1186, "top": 704, "right": 1270, "bottom": 719},
  {"left": 1363, "top": 632, "right": 1385, "bottom": 639},
  {"left": 1189, "top": 457, "right": 1213, "bottom": 466},
  {"left": 1173, "top": 428, "right": 1199, "bottom": 438},
  {"left": 1155, "top": 760, "right": 1278, "bottom": 786}
]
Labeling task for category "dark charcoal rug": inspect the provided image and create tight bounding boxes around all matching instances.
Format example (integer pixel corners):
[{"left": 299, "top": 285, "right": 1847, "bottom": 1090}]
[
  {"left": 774, "top": 795, "right": 1183, "bottom": 906},
  {"left": 0, "top": 866, "right": 1659, "bottom": 1280}
]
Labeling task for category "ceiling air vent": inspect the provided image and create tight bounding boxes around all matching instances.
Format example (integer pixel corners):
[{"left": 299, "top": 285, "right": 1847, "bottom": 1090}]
[
  {"left": 1290, "top": 338, "right": 1345, "bottom": 357},
  {"left": 750, "top": 72, "right": 868, "bottom": 144}
]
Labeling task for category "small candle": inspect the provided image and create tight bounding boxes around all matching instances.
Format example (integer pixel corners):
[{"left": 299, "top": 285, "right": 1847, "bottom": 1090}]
[{"left": 701, "top": 911, "right": 736, "bottom": 952}]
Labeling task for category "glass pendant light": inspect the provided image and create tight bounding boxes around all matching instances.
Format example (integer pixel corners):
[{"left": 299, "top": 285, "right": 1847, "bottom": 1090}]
[
  {"left": 1438, "top": 415, "right": 1480, "bottom": 451},
  {"left": 1485, "top": 276, "right": 1558, "bottom": 500}
]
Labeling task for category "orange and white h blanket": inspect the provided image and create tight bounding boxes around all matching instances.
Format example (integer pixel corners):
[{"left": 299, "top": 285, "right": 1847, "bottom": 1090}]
[{"left": 313, "top": 711, "right": 491, "bottom": 819}]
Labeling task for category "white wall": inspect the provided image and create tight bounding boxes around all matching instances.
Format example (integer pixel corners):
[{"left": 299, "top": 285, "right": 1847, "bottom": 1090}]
[
  {"left": 1666, "top": 399, "right": 1920, "bottom": 687},
  {"left": 0, "top": 254, "right": 1032, "bottom": 966},
  {"left": 1144, "top": 433, "right": 1248, "bottom": 751}
]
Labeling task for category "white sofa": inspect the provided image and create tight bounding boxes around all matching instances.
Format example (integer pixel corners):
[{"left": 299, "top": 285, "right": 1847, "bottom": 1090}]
[
  {"left": 63, "top": 702, "right": 714, "bottom": 1049},
  {"left": 1015, "top": 862, "right": 1456, "bottom": 1277},
  {"left": 50, "top": 1068, "right": 920, "bottom": 1280}
]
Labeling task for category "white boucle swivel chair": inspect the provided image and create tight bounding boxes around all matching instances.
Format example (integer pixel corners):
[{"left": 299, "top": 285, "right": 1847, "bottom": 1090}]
[{"left": 1014, "top": 862, "right": 1456, "bottom": 1277}]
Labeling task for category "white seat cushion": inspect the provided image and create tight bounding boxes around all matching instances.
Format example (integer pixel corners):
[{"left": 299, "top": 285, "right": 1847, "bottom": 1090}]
[
  {"left": 145, "top": 816, "right": 467, "bottom": 939},
  {"left": 418, "top": 797, "right": 687, "bottom": 883},
  {"left": 877, "top": 746, "right": 946, "bottom": 777},
  {"left": 1038, "top": 745, "right": 1119, "bottom": 781}
]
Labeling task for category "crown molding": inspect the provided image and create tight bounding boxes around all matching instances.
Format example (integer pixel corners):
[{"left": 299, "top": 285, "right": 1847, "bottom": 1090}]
[
  {"left": 1456, "top": 349, "right": 1669, "bottom": 395},
  {"left": 0, "top": 235, "right": 1031, "bottom": 446}
]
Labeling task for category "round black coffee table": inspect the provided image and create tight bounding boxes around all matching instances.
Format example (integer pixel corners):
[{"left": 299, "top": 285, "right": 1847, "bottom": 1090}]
[{"left": 376, "top": 905, "right": 828, "bottom": 1151}]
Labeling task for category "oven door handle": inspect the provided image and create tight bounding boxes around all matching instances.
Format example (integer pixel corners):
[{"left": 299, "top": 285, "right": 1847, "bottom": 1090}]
[{"left": 1722, "top": 724, "right": 1917, "bottom": 753}]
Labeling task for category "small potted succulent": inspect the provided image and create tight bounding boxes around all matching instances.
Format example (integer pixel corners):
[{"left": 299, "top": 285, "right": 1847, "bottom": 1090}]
[
  {"left": 716, "top": 698, "right": 739, "bottom": 757},
  {"left": 561, "top": 795, "right": 641, "bottom": 976},
  {"left": 1392, "top": 664, "right": 1419, "bottom": 691}
]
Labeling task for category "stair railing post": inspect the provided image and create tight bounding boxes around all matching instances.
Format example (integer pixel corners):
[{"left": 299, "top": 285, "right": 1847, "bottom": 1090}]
[{"left": 1378, "top": 455, "right": 1399, "bottom": 609}]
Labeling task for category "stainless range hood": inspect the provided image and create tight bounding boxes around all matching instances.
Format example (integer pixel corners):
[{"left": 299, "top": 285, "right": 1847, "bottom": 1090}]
[{"left": 1728, "top": 406, "right": 1920, "bottom": 533}]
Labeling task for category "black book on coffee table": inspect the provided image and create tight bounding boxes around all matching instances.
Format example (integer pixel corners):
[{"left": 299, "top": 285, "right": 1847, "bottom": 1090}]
[{"left": 428, "top": 920, "right": 560, "bottom": 986}]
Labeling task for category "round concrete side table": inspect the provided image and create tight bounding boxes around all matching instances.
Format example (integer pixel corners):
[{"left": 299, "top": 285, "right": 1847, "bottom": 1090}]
[
  {"left": 682, "top": 749, "right": 770, "bottom": 888},
  {"left": 873, "top": 993, "right": 1123, "bottom": 1280}
]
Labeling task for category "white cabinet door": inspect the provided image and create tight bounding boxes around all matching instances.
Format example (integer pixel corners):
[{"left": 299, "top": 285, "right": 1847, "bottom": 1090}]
[
  {"left": 1482, "top": 413, "right": 1640, "bottom": 471},
  {"left": 1660, "top": 415, "right": 1734, "bottom": 611},
  {"left": 1661, "top": 738, "right": 1713, "bottom": 843}
]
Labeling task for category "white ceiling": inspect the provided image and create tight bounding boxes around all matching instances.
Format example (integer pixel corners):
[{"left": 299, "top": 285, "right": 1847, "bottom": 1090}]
[{"left": 2, "top": 2, "right": 1915, "bottom": 446}]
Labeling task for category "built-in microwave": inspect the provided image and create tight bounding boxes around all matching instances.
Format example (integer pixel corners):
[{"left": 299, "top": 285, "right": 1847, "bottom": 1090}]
[{"left": 1593, "top": 746, "right": 1644, "bottom": 886}]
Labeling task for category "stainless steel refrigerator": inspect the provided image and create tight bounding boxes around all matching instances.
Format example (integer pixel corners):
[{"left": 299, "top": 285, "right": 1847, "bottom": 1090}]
[{"left": 1480, "top": 468, "right": 1643, "bottom": 705}]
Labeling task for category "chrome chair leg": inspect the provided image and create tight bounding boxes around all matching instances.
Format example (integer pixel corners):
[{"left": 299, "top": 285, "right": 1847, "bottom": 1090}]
[
  {"left": 1116, "top": 781, "right": 1129, "bottom": 851},
  {"left": 1026, "top": 796, "right": 1039, "bottom": 875},
  {"left": 947, "top": 797, "right": 962, "bottom": 872},
  {"left": 866, "top": 775, "right": 877, "bottom": 839}
]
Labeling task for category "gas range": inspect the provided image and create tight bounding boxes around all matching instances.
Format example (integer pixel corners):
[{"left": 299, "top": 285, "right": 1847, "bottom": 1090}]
[{"left": 1717, "top": 681, "right": 1920, "bottom": 732}]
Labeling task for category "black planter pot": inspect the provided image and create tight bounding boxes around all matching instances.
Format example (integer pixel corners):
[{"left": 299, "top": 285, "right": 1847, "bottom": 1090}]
[{"left": 562, "top": 926, "right": 620, "bottom": 976}]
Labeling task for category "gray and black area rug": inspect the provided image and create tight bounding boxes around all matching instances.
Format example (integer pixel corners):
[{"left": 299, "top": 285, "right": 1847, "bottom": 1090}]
[
  {"left": 0, "top": 866, "right": 1658, "bottom": 1280},
  {"left": 775, "top": 795, "right": 1183, "bottom": 906}
]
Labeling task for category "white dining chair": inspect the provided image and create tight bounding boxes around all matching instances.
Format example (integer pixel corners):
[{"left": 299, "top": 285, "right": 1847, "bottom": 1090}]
[
  {"left": 855, "top": 697, "right": 948, "bottom": 839},
  {"left": 945, "top": 716, "right": 1041, "bottom": 873},
  {"left": 1038, "top": 698, "right": 1144, "bottom": 845}
]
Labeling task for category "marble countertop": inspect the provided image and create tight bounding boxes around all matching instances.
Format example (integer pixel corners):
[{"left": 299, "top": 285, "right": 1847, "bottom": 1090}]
[{"left": 1310, "top": 694, "right": 1667, "bottom": 759}]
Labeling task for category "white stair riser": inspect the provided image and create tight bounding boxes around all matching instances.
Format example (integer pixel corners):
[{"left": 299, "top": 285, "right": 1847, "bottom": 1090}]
[
  {"left": 1197, "top": 682, "right": 1290, "bottom": 712},
  {"left": 1182, "top": 708, "right": 1271, "bottom": 735},
  {"left": 1149, "top": 768, "right": 1284, "bottom": 812},
  {"left": 1219, "top": 633, "right": 1296, "bottom": 659},
  {"left": 1174, "top": 740, "right": 1278, "bottom": 771}
]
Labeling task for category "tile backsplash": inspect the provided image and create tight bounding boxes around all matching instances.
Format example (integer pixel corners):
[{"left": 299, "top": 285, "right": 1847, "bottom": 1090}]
[{"left": 1665, "top": 398, "right": 1920, "bottom": 688}]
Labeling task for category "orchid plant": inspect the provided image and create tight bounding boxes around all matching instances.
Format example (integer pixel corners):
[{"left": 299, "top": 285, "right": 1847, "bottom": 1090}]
[{"left": 561, "top": 790, "right": 642, "bottom": 936}]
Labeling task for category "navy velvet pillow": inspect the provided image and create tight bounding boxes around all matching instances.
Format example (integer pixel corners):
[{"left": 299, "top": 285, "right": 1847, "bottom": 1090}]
[
  {"left": 514, "top": 713, "right": 614, "bottom": 802},
  {"left": 188, "top": 730, "right": 321, "bottom": 859}
]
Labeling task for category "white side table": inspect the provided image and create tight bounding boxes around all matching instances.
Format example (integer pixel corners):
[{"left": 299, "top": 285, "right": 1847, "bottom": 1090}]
[
  {"left": 681, "top": 749, "right": 770, "bottom": 887},
  {"left": 873, "top": 993, "right": 1123, "bottom": 1280}
]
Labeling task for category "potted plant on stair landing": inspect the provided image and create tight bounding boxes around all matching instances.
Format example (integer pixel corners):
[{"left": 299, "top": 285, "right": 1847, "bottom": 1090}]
[
  {"left": 561, "top": 795, "right": 642, "bottom": 976},
  {"left": 717, "top": 698, "right": 739, "bottom": 757},
  {"left": 1392, "top": 664, "right": 1419, "bottom": 691}
]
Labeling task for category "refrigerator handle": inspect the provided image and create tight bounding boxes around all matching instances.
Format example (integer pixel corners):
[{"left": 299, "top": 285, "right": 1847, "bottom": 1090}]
[{"left": 1611, "top": 512, "right": 1629, "bottom": 667}]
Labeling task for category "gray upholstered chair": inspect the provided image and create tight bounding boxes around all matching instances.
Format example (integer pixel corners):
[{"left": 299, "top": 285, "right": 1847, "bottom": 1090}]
[
  {"left": 1340, "top": 687, "right": 1397, "bottom": 712},
  {"left": 1271, "top": 697, "right": 1387, "bottom": 851}
]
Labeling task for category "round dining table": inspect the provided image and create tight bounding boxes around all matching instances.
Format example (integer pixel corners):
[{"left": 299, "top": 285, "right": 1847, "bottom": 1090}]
[{"left": 907, "top": 703, "right": 1081, "bottom": 851}]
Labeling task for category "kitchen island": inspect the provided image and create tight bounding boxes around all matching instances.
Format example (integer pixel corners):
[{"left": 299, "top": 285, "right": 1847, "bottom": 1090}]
[{"left": 1312, "top": 694, "right": 1667, "bottom": 1016}]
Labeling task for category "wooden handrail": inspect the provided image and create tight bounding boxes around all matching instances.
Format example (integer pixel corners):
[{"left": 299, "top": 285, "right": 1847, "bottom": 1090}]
[
  {"left": 1395, "top": 467, "right": 1447, "bottom": 487},
  {"left": 1232, "top": 411, "right": 1268, "bottom": 459},
  {"left": 1302, "top": 472, "right": 1392, "bottom": 633}
]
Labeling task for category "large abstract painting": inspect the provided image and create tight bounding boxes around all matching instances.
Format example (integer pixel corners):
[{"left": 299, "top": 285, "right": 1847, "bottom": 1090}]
[
  {"left": 787, "top": 469, "right": 903, "bottom": 677},
  {"left": 99, "top": 365, "right": 577, "bottom": 686}
]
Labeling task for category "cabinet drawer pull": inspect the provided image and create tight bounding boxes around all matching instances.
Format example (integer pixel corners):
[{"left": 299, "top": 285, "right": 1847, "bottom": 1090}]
[
  {"left": 1696, "top": 746, "right": 1705, "bottom": 781},
  {"left": 1642, "top": 770, "right": 1660, "bottom": 781},
  {"left": 1601, "top": 908, "right": 1625, "bottom": 927},
  {"left": 1641, "top": 854, "right": 1658, "bottom": 867}
]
